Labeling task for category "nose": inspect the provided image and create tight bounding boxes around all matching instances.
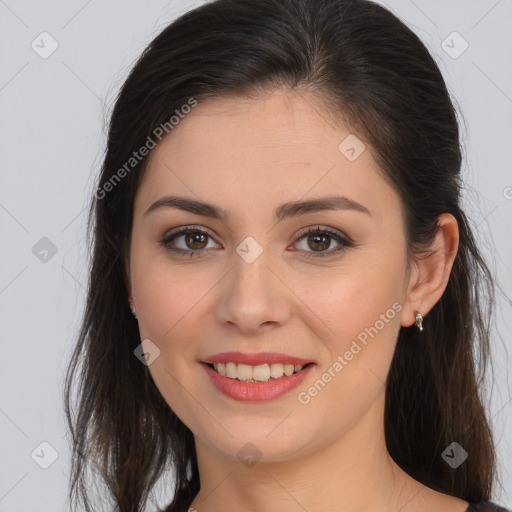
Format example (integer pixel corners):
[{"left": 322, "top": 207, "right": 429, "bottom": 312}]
[{"left": 214, "top": 249, "right": 291, "bottom": 334}]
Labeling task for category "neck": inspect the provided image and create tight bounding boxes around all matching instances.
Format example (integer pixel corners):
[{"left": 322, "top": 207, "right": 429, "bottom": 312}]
[{"left": 188, "top": 397, "right": 424, "bottom": 512}]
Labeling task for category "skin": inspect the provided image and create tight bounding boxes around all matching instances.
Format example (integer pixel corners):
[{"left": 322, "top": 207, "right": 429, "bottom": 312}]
[{"left": 128, "top": 89, "right": 465, "bottom": 512}]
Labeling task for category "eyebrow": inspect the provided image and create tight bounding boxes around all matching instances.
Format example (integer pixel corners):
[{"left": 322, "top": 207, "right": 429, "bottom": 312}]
[{"left": 144, "top": 194, "right": 371, "bottom": 221}]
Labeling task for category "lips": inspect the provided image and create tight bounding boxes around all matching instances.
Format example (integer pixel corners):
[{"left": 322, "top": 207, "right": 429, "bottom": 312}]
[
  {"left": 202, "top": 363, "right": 314, "bottom": 402},
  {"left": 200, "top": 352, "right": 316, "bottom": 402}
]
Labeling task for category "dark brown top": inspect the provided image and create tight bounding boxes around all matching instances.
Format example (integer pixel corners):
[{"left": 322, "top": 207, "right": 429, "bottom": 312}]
[
  {"left": 466, "top": 502, "right": 511, "bottom": 512},
  {"left": 158, "top": 500, "right": 511, "bottom": 512}
]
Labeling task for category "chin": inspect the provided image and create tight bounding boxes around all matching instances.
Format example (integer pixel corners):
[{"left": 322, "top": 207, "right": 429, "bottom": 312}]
[{"left": 222, "top": 424, "right": 324, "bottom": 463}]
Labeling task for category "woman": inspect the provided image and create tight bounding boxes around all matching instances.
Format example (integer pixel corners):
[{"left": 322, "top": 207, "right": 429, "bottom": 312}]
[{"left": 63, "top": 0, "right": 510, "bottom": 511}]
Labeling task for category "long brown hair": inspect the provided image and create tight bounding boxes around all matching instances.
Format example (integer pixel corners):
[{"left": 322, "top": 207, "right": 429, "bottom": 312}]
[{"left": 63, "top": 0, "right": 498, "bottom": 511}]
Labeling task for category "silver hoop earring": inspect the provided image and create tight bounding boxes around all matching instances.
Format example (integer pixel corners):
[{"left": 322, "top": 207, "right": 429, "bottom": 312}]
[
  {"left": 128, "top": 295, "right": 137, "bottom": 319},
  {"left": 415, "top": 311, "right": 423, "bottom": 333}
]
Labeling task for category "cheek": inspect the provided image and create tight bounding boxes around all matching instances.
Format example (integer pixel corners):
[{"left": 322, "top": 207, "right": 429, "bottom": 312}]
[
  {"left": 131, "top": 237, "right": 217, "bottom": 341},
  {"left": 295, "top": 255, "right": 404, "bottom": 343},
  {"left": 293, "top": 254, "right": 405, "bottom": 396},
  {"left": 136, "top": 273, "right": 199, "bottom": 340},
  {"left": 130, "top": 257, "right": 210, "bottom": 427},
  {"left": 291, "top": 279, "right": 402, "bottom": 437}
]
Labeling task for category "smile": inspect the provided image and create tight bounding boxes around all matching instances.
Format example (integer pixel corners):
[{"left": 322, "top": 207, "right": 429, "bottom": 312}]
[
  {"left": 209, "top": 362, "right": 308, "bottom": 382},
  {"left": 202, "top": 362, "right": 315, "bottom": 402}
]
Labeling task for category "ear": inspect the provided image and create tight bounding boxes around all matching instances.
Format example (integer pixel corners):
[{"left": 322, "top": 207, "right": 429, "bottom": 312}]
[{"left": 400, "top": 213, "right": 459, "bottom": 327}]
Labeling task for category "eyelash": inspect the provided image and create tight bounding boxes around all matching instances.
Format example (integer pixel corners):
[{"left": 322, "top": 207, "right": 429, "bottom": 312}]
[{"left": 159, "top": 224, "right": 354, "bottom": 259}]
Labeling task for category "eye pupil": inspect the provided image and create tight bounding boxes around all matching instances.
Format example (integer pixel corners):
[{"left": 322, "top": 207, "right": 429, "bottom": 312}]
[
  {"left": 186, "top": 232, "right": 208, "bottom": 250},
  {"left": 308, "top": 233, "right": 330, "bottom": 251}
]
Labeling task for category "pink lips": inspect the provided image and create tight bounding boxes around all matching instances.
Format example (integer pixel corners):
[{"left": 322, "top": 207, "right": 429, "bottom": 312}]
[{"left": 201, "top": 352, "right": 315, "bottom": 402}]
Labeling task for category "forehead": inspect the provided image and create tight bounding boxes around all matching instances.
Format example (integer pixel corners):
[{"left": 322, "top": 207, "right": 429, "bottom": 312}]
[
  {"left": 156, "top": 90, "right": 346, "bottom": 156},
  {"left": 134, "top": 89, "right": 399, "bottom": 223}
]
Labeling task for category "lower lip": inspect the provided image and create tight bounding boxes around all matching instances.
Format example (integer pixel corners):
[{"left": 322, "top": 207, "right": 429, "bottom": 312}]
[{"left": 202, "top": 363, "right": 314, "bottom": 402}]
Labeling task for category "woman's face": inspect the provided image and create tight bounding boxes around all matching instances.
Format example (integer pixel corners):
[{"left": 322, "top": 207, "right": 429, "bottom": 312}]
[{"left": 129, "top": 90, "right": 414, "bottom": 463}]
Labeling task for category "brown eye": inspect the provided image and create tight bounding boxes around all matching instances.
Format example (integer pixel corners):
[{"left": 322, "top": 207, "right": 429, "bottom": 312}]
[
  {"left": 306, "top": 233, "right": 331, "bottom": 252},
  {"left": 184, "top": 232, "right": 209, "bottom": 250},
  {"left": 160, "top": 227, "right": 220, "bottom": 257},
  {"left": 293, "top": 226, "right": 353, "bottom": 258}
]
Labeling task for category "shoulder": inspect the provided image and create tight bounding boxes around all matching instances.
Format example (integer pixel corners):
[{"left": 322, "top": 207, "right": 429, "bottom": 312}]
[{"left": 466, "top": 502, "right": 511, "bottom": 512}]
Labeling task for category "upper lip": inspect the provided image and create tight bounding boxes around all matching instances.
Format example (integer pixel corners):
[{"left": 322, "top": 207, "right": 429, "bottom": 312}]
[{"left": 202, "top": 352, "right": 314, "bottom": 366}]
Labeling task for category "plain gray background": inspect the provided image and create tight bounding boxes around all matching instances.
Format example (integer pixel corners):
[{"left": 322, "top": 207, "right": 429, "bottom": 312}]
[{"left": 0, "top": 0, "right": 511, "bottom": 510}]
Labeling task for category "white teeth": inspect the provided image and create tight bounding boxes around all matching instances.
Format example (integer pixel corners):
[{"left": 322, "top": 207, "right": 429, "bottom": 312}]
[
  {"left": 211, "top": 362, "right": 306, "bottom": 381},
  {"left": 225, "top": 362, "right": 237, "bottom": 378},
  {"left": 269, "top": 363, "right": 284, "bottom": 378},
  {"left": 252, "top": 364, "right": 271, "bottom": 382},
  {"left": 283, "top": 364, "right": 294, "bottom": 376},
  {"left": 237, "top": 363, "right": 253, "bottom": 382}
]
